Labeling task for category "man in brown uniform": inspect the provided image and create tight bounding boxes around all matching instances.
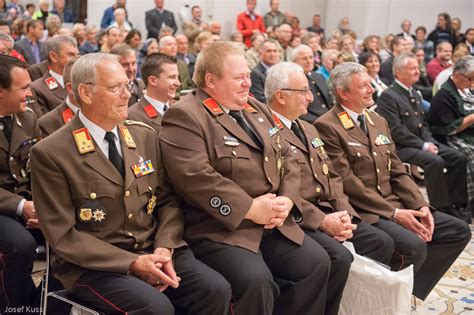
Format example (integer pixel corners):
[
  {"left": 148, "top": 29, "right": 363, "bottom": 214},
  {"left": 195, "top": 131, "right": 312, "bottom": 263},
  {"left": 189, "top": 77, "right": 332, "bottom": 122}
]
[
  {"left": 160, "top": 41, "right": 331, "bottom": 315},
  {"left": 266, "top": 62, "right": 395, "bottom": 315},
  {"left": 110, "top": 44, "right": 145, "bottom": 107},
  {"left": 30, "top": 53, "right": 231, "bottom": 314},
  {"left": 0, "top": 55, "right": 41, "bottom": 313},
  {"left": 30, "top": 35, "right": 79, "bottom": 117},
  {"left": 38, "top": 57, "right": 79, "bottom": 137},
  {"left": 128, "top": 53, "right": 180, "bottom": 132},
  {"left": 315, "top": 62, "right": 471, "bottom": 300}
]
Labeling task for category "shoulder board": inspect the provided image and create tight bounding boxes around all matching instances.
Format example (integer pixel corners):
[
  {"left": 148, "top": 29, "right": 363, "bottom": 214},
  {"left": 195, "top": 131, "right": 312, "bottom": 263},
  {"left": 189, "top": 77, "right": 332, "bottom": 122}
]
[
  {"left": 143, "top": 104, "right": 159, "bottom": 118},
  {"left": 123, "top": 120, "right": 154, "bottom": 131},
  {"left": 337, "top": 111, "right": 355, "bottom": 130},
  {"left": 272, "top": 114, "right": 284, "bottom": 129},
  {"left": 119, "top": 125, "right": 137, "bottom": 149},
  {"left": 61, "top": 107, "right": 74, "bottom": 123},
  {"left": 202, "top": 98, "right": 224, "bottom": 115},
  {"left": 363, "top": 109, "right": 375, "bottom": 126},
  {"left": 72, "top": 127, "right": 95, "bottom": 154},
  {"left": 243, "top": 103, "right": 257, "bottom": 113}
]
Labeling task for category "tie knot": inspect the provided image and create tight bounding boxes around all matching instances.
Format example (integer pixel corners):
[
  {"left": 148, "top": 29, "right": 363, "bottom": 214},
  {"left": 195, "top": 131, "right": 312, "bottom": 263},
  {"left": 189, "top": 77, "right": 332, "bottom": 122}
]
[
  {"left": 104, "top": 131, "right": 116, "bottom": 143},
  {"left": 357, "top": 114, "right": 365, "bottom": 123},
  {"left": 228, "top": 110, "right": 243, "bottom": 119}
]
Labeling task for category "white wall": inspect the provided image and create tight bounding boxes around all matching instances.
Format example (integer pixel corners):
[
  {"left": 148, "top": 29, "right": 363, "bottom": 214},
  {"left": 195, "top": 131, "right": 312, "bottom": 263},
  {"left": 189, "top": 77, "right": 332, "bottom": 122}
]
[{"left": 32, "top": 0, "right": 473, "bottom": 40}]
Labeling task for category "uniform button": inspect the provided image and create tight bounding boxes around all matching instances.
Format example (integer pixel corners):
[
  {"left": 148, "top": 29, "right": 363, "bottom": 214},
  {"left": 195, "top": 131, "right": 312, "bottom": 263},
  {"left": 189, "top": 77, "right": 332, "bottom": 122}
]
[
  {"left": 232, "top": 150, "right": 237, "bottom": 156},
  {"left": 9, "top": 157, "right": 13, "bottom": 162},
  {"left": 90, "top": 192, "right": 97, "bottom": 199},
  {"left": 128, "top": 213, "right": 133, "bottom": 219},
  {"left": 373, "top": 152, "right": 377, "bottom": 156},
  {"left": 316, "top": 187, "right": 321, "bottom": 193},
  {"left": 418, "top": 123, "right": 422, "bottom": 128},
  {"left": 314, "top": 173, "right": 318, "bottom": 179},
  {"left": 133, "top": 243, "right": 139, "bottom": 249},
  {"left": 316, "top": 92, "right": 321, "bottom": 96},
  {"left": 414, "top": 111, "right": 419, "bottom": 116},
  {"left": 310, "top": 158, "right": 314, "bottom": 163},
  {"left": 264, "top": 156, "right": 269, "bottom": 162},
  {"left": 357, "top": 152, "right": 361, "bottom": 157},
  {"left": 322, "top": 104, "right": 326, "bottom": 108},
  {"left": 443, "top": 168, "right": 447, "bottom": 174},
  {"left": 125, "top": 191, "right": 131, "bottom": 197},
  {"left": 127, "top": 232, "right": 133, "bottom": 237},
  {"left": 12, "top": 174, "right": 16, "bottom": 179},
  {"left": 376, "top": 168, "right": 380, "bottom": 173},
  {"left": 377, "top": 185, "right": 381, "bottom": 190},
  {"left": 267, "top": 176, "right": 272, "bottom": 182}
]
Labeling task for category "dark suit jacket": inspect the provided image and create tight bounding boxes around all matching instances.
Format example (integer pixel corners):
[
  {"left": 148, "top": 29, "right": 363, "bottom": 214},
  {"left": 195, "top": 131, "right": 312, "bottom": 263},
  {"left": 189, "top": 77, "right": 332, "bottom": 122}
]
[
  {"left": 28, "top": 60, "right": 49, "bottom": 82},
  {"left": 145, "top": 8, "right": 177, "bottom": 39},
  {"left": 30, "top": 71, "right": 68, "bottom": 116},
  {"left": 300, "top": 72, "right": 333, "bottom": 124},
  {"left": 79, "top": 41, "right": 99, "bottom": 55},
  {"left": 128, "top": 98, "right": 163, "bottom": 134},
  {"left": 160, "top": 89, "right": 305, "bottom": 252},
  {"left": 31, "top": 115, "right": 185, "bottom": 290},
  {"left": 250, "top": 62, "right": 268, "bottom": 103},
  {"left": 379, "top": 56, "right": 394, "bottom": 86},
  {"left": 315, "top": 105, "right": 428, "bottom": 223},
  {"left": 376, "top": 82, "right": 436, "bottom": 151},
  {"left": 276, "top": 117, "right": 359, "bottom": 231},
  {"left": 14, "top": 38, "right": 45, "bottom": 65},
  {"left": 0, "top": 108, "right": 40, "bottom": 216}
]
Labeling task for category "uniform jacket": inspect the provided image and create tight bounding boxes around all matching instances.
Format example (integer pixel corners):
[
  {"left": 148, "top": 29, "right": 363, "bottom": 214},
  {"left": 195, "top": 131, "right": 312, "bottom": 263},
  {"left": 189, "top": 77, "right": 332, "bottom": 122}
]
[
  {"left": 300, "top": 72, "right": 333, "bottom": 124},
  {"left": 0, "top": 109, "right": 40, "bottom": 216},
  {"left": 128, "top": 78, "right": 145, "bottom": 107},
  {"left": 145, "top": 8, "right": 177, "bottom": 39},
  {"left": 376, "top": 82, "right": 437, "bottom": 151},
  {"left": 276, "top": 117, "right": 359, "bottom": 231},
  {"left": 31, "top": 115, "right": 186, "bottom": 290},
  {"left": 28, "top": 60, "right": 50, "bottom": 82},
  {"left": 38, "top": 101, "right": 75, "bottom": 137},
  {"left": 31, "top": 71, "right": 68, "bottom": 116},
  {"left": 128, "top": 97, "right": 163, "bottom": 134},
  {"left": 159, "top": 89, "right": 305, "bottom": 253},
  {"left": 315, "top": 104, "right": 428, "bottom": 223},
  {"left": 250, "top": 62, "right": 268, "bottom": 103}
]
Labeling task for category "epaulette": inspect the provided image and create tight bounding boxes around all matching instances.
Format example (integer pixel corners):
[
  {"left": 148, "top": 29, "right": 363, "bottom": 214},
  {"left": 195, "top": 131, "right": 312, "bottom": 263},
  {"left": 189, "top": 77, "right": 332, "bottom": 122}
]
[
  {"left": 123, "top": 119, "right": 154, "bottom": 131},
  {"left": 243, "top": 103, "right": 257, "bottom": 113}
]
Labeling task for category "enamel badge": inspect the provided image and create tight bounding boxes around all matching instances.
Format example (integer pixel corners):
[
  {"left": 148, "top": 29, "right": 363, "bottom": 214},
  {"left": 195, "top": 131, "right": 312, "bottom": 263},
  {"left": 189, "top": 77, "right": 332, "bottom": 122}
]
[
  {"left": 147, "top": 195, "right": 157, "bottom": 215},
  {"left": 338, "top": 112, "right": 354, "bottom": 130},
  {"left": 73, "top": 128, "right": 95, "bottom": 154},
  {"left": 311, "top": 137, "right": 324, "bottom": 148},
  {"left": 79, "top": 208, "right": 92, "bottom": 222},
  {"left": 45, "top": 77, "right": 59, "bottom": 90},
  {"left": 131, "top": 159, "right": 155, "bottom": 178},
  {"left": 61, "top": 107, "right": 74, "bottom": 123}
]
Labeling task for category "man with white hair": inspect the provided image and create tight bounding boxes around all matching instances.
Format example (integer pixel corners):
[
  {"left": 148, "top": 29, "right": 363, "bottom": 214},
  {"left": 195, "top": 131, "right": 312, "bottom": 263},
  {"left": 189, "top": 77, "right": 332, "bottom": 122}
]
[
  {"left": 266, "top": 62, "right": 395, "bottom": 315},
  {"left": 159, "top": 35, "right": 194, "bottom": 91},
  {"left": 292, "top": 44, "right": 333, "bottom": 123},
  {"left": 377, "top": 52, "right": 469, "bottom": 222},
  {"left": 315, "top": 61, "right": 470, "bottom": 301}
]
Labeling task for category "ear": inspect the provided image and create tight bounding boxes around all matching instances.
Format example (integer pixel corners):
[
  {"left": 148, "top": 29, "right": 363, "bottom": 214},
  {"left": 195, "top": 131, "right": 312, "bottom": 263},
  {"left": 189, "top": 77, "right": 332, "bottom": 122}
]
[
  {"left": 337, "top": 87, "right": 348, "bottom": 102},
  {"left": 77, "top": 83, "right": 92, "bottom": 106},
  {"left": 65, "top": 82, "right": 73, "bottom": 95},
  {"left": 204, "top": 73, "right": 216, "bottom": 90},
  {"left": 49, "top": 51, "right": 58, "bottom": 64},
  {"left": 274, "top": 90, "right": 286, "bottom": 104},
  {"left": 147, "top": 75, "right": 157, "bottom": 88}
]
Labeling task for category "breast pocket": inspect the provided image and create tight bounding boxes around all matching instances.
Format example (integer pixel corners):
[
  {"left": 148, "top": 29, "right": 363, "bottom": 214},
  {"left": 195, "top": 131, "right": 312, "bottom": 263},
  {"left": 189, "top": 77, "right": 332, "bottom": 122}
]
[
  {"left": 347, "top": 147, "right": 372, "bottom": 177},
  {"left": 214, "top": 142, "right": 251, "bottom": 183}
]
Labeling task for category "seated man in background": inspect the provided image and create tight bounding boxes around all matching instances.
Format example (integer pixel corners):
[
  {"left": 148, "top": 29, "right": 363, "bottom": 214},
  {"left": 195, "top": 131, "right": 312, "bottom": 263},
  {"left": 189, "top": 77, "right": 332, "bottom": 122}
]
[
  {"left": 38, "top": 57, "right": 79, "bottom": 137},
  {"left": 377, "top": 52, "right": 469, "bottom": 222},
  {"left": 266, "top": 62, "right": 395, "bottom": 315},
  {"left": 315, "top": 62, "right": 470, "bottom": 301},
  {"left": 250, "top": 40, "right": 280, "bottom": 103},
  {"left": 428, "top": 55, "right": 474, "bottom": 220},
  {"left": 160, "top": 41, "right": 331, "bottom": 315},
  {"left": 128, "top": 53, "right": 180, "bottom": 132},
  {"left": 30, "top": 35, "right": 79, "bottom": 117},
  {"left": 0, "top": 55, "right": 41, "bottom": 313},
  {"left": 31, "top": 53, "right": 231, "bottom": 315}
]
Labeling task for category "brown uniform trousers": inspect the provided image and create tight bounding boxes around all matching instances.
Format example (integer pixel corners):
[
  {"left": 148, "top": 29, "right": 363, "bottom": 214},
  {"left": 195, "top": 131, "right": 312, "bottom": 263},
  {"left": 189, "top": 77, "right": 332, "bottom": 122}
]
[{"left": 315, "top": 104, "right": 471, "bottom": 299}]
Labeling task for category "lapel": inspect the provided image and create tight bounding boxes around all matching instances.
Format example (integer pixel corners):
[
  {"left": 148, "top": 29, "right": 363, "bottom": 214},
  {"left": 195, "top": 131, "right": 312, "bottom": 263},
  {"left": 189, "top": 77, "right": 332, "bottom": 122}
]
[
  {"left": 118, "top": 124, "right": 141, "bottom": 191},
  {"left": 69, "top": 115, "right": 123, "bottom": 186},
  {"left": 242, "top": 105, "right": 268, "bottom": 150},
  {"left": 43, "top": 72, "right": 67, "bottom": 100},
  {"left": 0, "top": 132, "right": 8, "bottom": 152},
  {"left": 197, "top": 89, "right": 261, "bottom": 150},
  {"left": 334, "top": 104, "right": 370, "bottom": 146},
  {"left": 9, "top": 114, "right": 26, "bottom": 154},
  {"left": 281, "top": 121, "right": 307, "bottom": 153}
]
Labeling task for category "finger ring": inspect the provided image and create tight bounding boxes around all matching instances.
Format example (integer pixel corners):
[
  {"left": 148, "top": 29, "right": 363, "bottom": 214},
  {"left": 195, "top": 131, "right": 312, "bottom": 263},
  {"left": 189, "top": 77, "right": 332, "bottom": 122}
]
[{"left": 156, "top": 280, "right": 161, "bottom": 285}]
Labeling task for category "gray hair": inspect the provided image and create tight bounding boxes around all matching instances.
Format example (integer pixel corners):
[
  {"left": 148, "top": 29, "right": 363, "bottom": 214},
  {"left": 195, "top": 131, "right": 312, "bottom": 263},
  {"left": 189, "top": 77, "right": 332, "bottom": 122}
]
[
  {"left": 45, "top": 14, "right": 61, "bottom": 27},
  {"left": 265, "top": 62, "right": 304, "bottom": 103},
  {"left": 290, "top": 44, "right": 312, "bottom": 62},
  {"left": 321, "top": 49, "right": 339, "bottom": 63},
  {"left": 330, "top": 62, "right": 367, "bottom": 102},
  {"left": 46, "top": 35, "right": 78, "bottom": 57},
  {"left": 453, "top": 55, "right": 474, "bottom": 75},
  {"left": 159, "top": 35, "right": 175, "bottom": 47},
  {"left": 71, "top": 53, "right": 119, "bottom": 103},
  {"left": 392, "top": 52, "right": 416, "bottom": 76},
  {"left": 0, "top": 33, "right": 14, "bottom": 47}
]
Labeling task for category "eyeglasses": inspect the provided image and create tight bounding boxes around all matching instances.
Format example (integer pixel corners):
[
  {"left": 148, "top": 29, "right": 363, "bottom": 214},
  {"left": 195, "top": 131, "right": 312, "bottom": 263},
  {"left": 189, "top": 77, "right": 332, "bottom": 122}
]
[
  {"left": 460, "top": 73, "right": 474, "bottom": 84},
  {"left": 280, "top": 87, "right": 312, "bottom": 95},
  {"left": 85, "top": 82, "right": 133, "bottom": 94}
]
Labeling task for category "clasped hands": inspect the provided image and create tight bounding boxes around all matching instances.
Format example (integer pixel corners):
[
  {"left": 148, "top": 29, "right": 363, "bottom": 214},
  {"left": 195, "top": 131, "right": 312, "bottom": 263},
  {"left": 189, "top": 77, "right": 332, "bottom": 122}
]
[{"left": 245, "top": 193, "right": 293, "bottom": 229}]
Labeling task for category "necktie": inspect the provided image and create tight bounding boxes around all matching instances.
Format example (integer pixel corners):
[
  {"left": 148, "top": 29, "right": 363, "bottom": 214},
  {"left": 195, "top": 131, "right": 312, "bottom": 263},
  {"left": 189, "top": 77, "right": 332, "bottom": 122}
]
[
  {"left": 291, "top": 121, "right": 307, "bottom": 147},
  {"left": 228, "top": 111, "right": 261, "bottom": 147},
  {"left": 104, "top": 132, "right": 125, "bottom": 177},
  {"left": 0, "top": 116, "right": 13, "bottom": 142},
  {"left": 357, "top": 114, "right": 368, "bottom": 135}
]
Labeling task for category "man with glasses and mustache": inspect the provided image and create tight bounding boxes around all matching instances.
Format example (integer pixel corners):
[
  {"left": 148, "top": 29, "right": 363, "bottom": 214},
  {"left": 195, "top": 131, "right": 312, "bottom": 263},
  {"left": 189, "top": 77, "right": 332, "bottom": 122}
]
[{"left": 30, "top": 53, "right": 231, "bottom": 315}]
